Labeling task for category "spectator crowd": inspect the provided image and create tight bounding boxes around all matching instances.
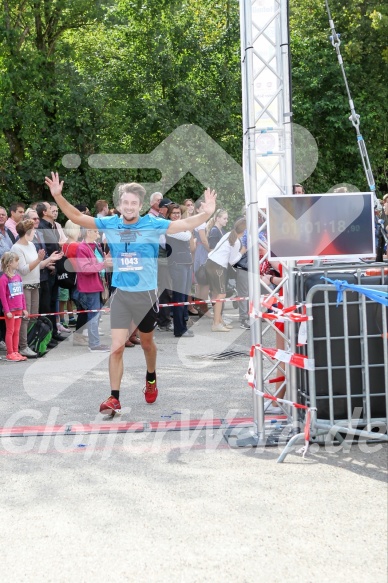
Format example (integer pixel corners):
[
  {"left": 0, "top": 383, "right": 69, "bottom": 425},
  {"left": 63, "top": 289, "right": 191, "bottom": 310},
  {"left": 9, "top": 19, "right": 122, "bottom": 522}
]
[{"left": 0, "top": 185, "right": 387, "bottom": 365}]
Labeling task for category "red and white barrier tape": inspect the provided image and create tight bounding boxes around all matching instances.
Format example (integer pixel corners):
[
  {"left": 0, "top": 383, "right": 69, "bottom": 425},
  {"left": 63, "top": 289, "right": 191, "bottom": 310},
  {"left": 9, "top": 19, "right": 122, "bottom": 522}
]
[
  {"left": 252, "top": 344, "right": 315, "bottom": 371},
  {"left": 158, "top": 296, "right": 249, "bottom": 308},
  {"left": 0, "top": 294, "right": 282, "bottom": 319},
  {"left": 0, "top": 309, "right": 110, "bottom": 320},
  {"left": 246, "top": 354, "right": 316, "bottom": 458},
  {"left": 249, "top": 302, "right": 312, "bottom": 324},
  {"left": 0, "top": 297, "right": 253, "bottom": 320}
]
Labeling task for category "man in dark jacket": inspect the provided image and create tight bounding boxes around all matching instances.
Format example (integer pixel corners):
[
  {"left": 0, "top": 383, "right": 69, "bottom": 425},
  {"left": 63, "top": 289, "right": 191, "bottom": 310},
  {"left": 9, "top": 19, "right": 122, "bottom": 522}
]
[{"left": 36, "top": 202, "right": 65, "bottom": 341}]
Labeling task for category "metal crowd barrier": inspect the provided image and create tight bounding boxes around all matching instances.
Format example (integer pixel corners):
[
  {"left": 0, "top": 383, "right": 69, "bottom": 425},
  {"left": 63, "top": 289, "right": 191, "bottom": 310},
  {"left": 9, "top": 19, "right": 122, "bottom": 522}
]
[{"left": 278, "top": 264, "right": 388, "bottom": 462}]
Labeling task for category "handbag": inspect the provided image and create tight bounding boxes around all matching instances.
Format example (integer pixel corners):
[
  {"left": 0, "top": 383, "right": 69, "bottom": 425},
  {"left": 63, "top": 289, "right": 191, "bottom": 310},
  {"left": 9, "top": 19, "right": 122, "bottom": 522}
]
[
  {"left": 56, "top": 255, "right": 77, "bottom": 289},
  {"left": 195, "top": 263, "right": 208, "bottom": 285}
]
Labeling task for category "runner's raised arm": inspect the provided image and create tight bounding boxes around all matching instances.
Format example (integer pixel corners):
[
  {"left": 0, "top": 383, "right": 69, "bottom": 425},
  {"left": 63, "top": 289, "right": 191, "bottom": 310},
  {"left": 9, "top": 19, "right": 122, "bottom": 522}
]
[
  {"left": 167, "top": 188, "right": 217, "bottom": 234},
  {"left": 44, "top": 172, "right": 96, "bottom": 229}
]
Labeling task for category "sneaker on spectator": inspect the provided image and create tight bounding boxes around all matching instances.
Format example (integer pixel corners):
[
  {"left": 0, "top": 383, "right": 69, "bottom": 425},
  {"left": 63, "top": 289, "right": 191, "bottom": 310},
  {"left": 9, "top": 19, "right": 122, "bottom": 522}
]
[
  {"left": 0, "top": 340, "right": 6, "bottom": 351},
  {"left": 157, "top": 322, "right": 173, "bottom": 332},
  {"left": 88, "top": 344, "right": 110, "bottom": 353},
  {"left": 19, "top": 346, "right": 38, "bottom": 358},
  {"left": 222, "top": 316, "right": 233, "bottom": 325},
  {"left": 73, "top": 334, "right": 88, "bottom": 346},
  {"left": 67, "top": 318, "right": 77, "bottom": 327},
  {"left": 99, "top": 395, "right": 121, "bottom": 415},
  {"left": 144, "top": 378, "right": 158, "bottom": 403},
  {"left": 14, "top": 352, "right": 28, "bottom": 361},
  {"left": 6, "top": 353, "right": 22, "bottom": 362},
  {"left": 221, "top": 320, "right": 233, "bottom": 329},
  {"left": 240, "top": 320, "right": 250, "bottom": 330},
  {"left": 176, "top": 329, "right": 194, "bottom": 338},
  {"left": 211, "top": 323, "right": 230, "bottom": 332},
  {"left": 57, "top": 323, "right": 71, "bottom": 334}
]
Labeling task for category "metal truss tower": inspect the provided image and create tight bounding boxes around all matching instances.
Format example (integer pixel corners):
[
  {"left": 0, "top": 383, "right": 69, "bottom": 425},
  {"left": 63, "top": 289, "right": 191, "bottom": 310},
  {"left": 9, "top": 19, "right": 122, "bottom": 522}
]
[{"left": 228, "top": 0, "right": 296, "bottom": 446}]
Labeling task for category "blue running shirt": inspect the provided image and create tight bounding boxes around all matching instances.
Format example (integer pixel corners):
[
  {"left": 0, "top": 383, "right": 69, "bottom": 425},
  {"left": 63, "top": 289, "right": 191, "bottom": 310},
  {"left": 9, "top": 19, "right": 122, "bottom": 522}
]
[{"left": 95, "top": 214, "right": 170, "bottom": 292}]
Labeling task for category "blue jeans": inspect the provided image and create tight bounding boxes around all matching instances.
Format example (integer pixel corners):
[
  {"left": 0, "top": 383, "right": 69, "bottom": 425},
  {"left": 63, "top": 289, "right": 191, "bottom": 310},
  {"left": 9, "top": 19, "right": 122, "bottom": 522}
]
[
  {"left": 84, "top": 292, "right": 102, "bottom": 348},
  {"left": 169, "top": 263, "right": 192, "bottom": 337}
]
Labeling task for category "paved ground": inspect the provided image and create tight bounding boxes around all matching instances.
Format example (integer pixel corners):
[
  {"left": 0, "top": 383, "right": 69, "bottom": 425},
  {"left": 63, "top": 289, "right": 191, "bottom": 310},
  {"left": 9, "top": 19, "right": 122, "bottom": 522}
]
[{"left": 0, "top": 309, "right": 387, "bottom": 582}]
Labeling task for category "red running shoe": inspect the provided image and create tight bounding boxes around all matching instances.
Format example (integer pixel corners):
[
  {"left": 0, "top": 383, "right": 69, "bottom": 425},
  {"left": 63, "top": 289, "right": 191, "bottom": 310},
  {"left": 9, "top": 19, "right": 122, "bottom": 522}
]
[
  {"left": 99, "top": 396, "right": 121, "bottom": 415},
  {"left": 14, "top": 352, "right": 28, "bottom": 361},
  {"left": 6, "top": 353, "right": 22, "bottom": 362},
  {"left": 143, "top": 378, "right": 158, "bottom": 404}
]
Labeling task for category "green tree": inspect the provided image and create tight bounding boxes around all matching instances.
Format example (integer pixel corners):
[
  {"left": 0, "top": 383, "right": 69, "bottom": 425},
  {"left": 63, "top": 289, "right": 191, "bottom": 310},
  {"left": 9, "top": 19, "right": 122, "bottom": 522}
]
[
  {"left": 290, "top": 0, "right": 388, "bottom": 194},
  {"left": 0, "top": 0, "right": 243, "bottom": 209},
  {"left": 0, "top": 0, "right": 105, "bottom": 203}
]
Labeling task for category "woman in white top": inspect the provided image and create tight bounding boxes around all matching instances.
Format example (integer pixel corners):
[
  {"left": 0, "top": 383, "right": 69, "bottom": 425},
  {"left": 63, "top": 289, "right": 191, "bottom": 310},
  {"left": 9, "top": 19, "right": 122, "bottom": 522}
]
[
  {"left": 206, "top": 218, "right": 247, "bottom": 332},
  {"left": 11, "top": 219, "right": 61, "bottom": 357}
]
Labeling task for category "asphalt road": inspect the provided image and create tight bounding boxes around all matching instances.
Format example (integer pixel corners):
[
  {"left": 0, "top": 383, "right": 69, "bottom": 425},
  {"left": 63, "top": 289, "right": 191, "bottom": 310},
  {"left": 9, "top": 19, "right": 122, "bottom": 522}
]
[{"left": 0, "top": 310, "right": 387, "bottom": 582}]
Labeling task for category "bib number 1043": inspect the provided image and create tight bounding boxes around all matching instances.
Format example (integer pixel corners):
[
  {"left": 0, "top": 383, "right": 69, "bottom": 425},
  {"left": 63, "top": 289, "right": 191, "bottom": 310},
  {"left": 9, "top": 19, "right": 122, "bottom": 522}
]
[{"left": 117, "top": 253, "right": 143, "bottom": 271}]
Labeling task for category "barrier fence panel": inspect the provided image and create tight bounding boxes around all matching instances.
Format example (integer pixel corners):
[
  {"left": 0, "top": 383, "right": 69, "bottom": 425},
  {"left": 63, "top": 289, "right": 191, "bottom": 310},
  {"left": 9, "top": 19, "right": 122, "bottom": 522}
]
[{"left": 278, "top": 265, "right": 388, "bottom": 462}]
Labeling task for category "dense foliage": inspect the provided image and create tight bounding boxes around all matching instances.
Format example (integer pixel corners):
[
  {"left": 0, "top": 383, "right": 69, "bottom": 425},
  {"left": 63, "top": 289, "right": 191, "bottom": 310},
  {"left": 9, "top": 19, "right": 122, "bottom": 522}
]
[
  {"left": 290, "top": 0, "right": 388, "bottom": 195},
  {"left": 0, "top": 0, "right": 387, "bottom": 211}
]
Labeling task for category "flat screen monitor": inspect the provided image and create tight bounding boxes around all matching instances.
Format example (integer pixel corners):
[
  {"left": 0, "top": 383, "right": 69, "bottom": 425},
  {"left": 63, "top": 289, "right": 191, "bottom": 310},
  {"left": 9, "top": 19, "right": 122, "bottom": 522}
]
[{"left": 267, "top": 192, "right": 375, "bottom": 260}]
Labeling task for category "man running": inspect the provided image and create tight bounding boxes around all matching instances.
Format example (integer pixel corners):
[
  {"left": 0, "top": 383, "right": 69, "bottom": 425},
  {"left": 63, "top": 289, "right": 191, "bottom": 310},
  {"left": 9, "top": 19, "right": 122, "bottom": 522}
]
[{"left": 44, "top": 173, "right": 217, "bottom": 414}]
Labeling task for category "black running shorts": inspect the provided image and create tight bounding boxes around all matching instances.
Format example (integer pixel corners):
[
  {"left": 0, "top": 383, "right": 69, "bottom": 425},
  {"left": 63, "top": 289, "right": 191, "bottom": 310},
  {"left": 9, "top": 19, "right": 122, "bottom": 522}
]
[{"left": 109, "top": 288, "right": 159, "bottom": 333}]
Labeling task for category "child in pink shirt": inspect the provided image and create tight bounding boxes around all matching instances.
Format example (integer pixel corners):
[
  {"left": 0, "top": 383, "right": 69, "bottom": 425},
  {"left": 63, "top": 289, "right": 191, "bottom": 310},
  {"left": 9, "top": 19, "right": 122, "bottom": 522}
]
[{"left": 0, "top": 252, "right": 28, "bottom": 361}]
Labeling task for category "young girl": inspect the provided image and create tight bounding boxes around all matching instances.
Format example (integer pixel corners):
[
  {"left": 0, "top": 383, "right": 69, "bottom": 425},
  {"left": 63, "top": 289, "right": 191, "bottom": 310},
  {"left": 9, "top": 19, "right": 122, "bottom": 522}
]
[
  {"left": 0, "top": 252, "right": 28, "bottom": 361},
  {"left": 206, "top": 208, "right": 228, "bottom": 250}
]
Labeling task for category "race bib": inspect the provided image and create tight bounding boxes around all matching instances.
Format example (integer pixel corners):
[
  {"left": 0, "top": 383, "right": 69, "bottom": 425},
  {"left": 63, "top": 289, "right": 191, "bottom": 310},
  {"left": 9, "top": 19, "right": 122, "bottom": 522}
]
[
  {"left": 117, "top": 252, "right": 143, "bottom": 272},
  {"left": 8, "top": 281, "right": 23, "bottom": 297}
]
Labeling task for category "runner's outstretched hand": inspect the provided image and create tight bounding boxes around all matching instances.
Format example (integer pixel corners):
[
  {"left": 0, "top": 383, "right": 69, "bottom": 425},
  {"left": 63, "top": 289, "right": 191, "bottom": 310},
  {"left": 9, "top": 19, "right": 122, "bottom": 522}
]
[
  {"left": 45, "top": 172, "right": 64, "bottom": 198},
  {"left": 201, "top": 188, "right": 217, "bottom": 217}
]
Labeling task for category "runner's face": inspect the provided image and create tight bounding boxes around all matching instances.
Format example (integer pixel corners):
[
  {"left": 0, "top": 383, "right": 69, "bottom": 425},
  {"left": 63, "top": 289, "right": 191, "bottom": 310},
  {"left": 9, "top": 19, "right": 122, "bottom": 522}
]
[{"left": 119, "top": 193, "right": 142, "bottom": 223}]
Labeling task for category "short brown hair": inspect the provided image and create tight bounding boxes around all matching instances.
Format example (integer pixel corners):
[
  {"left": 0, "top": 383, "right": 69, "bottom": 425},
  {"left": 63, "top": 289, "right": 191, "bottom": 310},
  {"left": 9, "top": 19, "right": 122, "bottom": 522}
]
[
  {"left": 116, "top": 183, "right": 146, "bottom": 205},
  {"left": 16, "top": 219, "right": 35, "bottom": 238},
  {"left": 95, "top": 199, "right": 109, "bottom": 213}
]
